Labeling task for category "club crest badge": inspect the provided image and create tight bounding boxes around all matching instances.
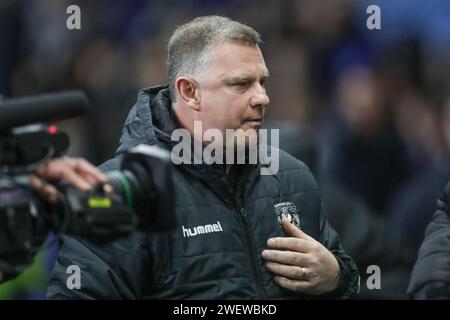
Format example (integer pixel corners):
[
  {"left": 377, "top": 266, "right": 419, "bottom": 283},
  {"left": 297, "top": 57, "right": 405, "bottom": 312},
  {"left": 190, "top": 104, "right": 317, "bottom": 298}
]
[{"left": 273, "top": 201, "right": 301, "bottom": 230}]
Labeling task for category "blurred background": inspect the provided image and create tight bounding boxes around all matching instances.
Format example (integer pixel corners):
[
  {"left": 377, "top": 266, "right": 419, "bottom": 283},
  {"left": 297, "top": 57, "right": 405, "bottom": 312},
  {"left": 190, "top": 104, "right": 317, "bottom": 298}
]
[{"left": 1, "top": 0, "right": 450, "bottom": 299}]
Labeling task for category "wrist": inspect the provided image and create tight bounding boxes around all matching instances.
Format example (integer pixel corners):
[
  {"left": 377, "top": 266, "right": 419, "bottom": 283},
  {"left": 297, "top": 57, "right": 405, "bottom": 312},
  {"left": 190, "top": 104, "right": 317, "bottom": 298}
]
[{"left": 329, "top": 256, "right": 342, "bottom": 291}]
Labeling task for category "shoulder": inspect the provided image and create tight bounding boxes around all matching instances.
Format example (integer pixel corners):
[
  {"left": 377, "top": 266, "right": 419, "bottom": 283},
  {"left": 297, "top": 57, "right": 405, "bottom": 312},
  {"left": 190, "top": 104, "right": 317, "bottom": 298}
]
[
  {"left": 277, "top": 148, "right": 312, "bottom": 172},
  {"left": 260, "top": 146, "right": 319, "bottom": 192},
  {"left": 277, "top": 146, "right": 316, "bottom": 176}
]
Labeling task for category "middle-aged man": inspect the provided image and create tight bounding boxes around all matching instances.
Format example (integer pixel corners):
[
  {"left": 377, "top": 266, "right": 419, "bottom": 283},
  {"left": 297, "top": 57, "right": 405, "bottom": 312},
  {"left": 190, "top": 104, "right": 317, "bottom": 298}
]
[{"left": 48, "top": 15, "right": 360, "bottom": 299}]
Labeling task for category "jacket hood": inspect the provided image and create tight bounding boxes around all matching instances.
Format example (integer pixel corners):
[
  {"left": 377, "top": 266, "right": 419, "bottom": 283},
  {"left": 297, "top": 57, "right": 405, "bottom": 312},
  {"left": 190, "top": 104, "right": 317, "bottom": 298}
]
[
  {"left": 117, "top": 85, "right": 174, "bottom": 154},
  {"left": 100, "top": 85, "right": 179, "bottom": 170}
]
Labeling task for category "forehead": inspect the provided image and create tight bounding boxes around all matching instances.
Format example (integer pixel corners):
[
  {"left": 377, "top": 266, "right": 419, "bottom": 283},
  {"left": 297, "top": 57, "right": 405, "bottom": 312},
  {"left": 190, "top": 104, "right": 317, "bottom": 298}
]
[{"left": 207, "top": 42, "right": 269, "bottom": 78}]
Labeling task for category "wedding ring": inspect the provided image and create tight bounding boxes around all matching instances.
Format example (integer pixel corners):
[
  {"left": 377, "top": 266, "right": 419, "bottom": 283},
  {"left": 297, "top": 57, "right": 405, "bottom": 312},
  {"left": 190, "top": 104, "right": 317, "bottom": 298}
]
[{"left": 301, "top": 267, "right": 308, "bottom": 279}]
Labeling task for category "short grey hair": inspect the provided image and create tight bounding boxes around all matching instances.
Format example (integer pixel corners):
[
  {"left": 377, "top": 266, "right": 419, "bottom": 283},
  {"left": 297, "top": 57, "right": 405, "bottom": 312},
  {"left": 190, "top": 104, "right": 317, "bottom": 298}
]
[{"left": 167, "top": 15, "right": 262, "bottom": 101}]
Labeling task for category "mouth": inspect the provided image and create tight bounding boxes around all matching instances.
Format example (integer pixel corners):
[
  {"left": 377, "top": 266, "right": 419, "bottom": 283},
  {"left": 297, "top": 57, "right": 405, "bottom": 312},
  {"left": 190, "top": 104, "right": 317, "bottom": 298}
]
[{"left": 243, "top": 118, "right": 263, "bottom": 128}]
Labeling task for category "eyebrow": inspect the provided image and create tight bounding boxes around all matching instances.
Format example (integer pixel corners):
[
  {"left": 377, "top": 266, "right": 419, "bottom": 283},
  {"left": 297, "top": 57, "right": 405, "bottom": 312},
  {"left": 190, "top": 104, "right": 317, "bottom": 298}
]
[{"left": 224, "top": 71, "right": 270, "bottom": 84}]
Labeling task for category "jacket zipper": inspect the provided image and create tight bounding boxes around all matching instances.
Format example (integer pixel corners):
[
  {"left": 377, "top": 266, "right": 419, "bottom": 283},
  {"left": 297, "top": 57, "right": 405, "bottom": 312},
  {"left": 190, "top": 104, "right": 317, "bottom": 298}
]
[{"left": 238, "top": 206, "right": 266, "bottom": 299}]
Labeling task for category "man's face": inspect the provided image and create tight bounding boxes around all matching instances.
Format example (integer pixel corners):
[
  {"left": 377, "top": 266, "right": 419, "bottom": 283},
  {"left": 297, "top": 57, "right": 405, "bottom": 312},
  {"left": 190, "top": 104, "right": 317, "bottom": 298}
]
[{"left": 194, "top": 41, "right": 270, "bottom": 148}]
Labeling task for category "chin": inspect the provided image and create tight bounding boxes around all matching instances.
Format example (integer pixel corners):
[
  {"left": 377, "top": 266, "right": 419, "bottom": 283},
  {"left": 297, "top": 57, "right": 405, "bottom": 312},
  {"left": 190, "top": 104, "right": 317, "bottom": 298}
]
[{"left": 237, "top": 130, "right": 259, "bottom": 149}]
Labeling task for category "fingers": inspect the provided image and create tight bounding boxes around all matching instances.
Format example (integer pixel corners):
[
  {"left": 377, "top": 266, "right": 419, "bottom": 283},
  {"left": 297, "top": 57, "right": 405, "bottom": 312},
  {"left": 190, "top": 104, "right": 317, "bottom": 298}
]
[
  {"left": 262, "top": 249, "right": 310, "bottom": 266},
  {"left": 59, "top": 167, "right": 93, "bottom": 191},
  {"left": 65, "top": 157, "right": 108, "bottom": 184},
  {"left": 265, "top": 218, "right": 315, "bottom": 254},
  {"left": 103, "top": 183, "right": 114, "bottom": 193},
  {"left": 37, "top": 157, "right": 107, "bottom": 191},
  {"left": 41, "top": 183, "right": 59, "bottom": 204},
  {"left": 29, "top": 174, "right": 59, "bottom": 204},
  {"left": 30, "top": 157, "right": 111, "bottom": 205},
  {"left": 267, "top": 237, "right": 312, "bottom": 253},
  {"left": 265, "top": 261, "right": 311, "bottom": 281},
  {"left": 281, "top": 217, "right": 311, "bottom": 240},
  {"left": 273, "top": 275, "right": 310, "bottom": 292},
  {"left": 58, "top": 157, "right": 107, "bottom": 188}
]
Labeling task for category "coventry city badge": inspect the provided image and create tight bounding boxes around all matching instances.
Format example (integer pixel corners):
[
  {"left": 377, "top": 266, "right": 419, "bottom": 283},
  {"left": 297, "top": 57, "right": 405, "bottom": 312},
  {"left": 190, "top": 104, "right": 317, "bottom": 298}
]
[{"left": 273, "top": 201, "right": 301, "bottom": 230}]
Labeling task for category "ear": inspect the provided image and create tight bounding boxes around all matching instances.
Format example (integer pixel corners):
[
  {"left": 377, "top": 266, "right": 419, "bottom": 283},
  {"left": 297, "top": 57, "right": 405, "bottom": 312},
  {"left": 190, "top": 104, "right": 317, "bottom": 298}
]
[{"left": 175, "top": 77, "right": 201, "bottom": 111}]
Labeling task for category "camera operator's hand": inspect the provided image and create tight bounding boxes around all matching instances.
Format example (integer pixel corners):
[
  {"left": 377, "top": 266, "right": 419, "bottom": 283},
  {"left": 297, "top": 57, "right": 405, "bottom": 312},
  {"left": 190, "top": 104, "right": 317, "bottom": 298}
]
[{"left": 30, "top": 156, "right": 111, "bottom": 204}]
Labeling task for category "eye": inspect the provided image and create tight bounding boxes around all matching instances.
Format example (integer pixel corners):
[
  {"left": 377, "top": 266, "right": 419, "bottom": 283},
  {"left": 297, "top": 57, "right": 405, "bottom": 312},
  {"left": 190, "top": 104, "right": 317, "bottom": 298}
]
[
  {"left": 232, "top": 82, "right": 249, "bottom": 88},
  {"left": 260, "top": 78, "right": 268, "bottom": 88}
]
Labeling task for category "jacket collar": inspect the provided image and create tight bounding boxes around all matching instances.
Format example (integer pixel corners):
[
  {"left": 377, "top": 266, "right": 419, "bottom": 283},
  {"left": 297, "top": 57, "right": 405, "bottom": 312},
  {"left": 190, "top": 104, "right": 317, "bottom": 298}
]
[{"left": 115, "top": 85, "right": 261, "bottom": 207}]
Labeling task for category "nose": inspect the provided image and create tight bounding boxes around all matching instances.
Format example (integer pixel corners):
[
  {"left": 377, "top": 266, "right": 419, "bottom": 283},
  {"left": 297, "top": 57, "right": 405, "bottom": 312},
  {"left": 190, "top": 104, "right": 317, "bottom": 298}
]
[{"left": 250, "top": 84, "right": 270, "bottom": 110}]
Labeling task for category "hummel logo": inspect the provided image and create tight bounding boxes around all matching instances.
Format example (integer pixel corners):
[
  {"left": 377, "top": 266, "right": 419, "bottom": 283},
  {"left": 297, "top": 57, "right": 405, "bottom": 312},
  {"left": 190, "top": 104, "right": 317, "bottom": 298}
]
[{"left": 182, "top": 221, "right": 223, "bottom": 238}]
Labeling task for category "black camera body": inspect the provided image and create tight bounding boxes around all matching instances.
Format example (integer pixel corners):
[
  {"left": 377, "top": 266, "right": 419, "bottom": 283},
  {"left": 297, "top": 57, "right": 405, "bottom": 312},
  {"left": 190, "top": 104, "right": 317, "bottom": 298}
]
[{"left": 0, "top": 91, "right": 175, "bottom": 281}]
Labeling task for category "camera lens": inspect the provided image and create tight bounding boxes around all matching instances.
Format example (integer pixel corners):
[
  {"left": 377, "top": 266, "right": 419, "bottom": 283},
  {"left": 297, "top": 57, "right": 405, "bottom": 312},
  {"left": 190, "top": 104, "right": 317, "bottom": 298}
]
[
  {"left": 105, "top": 169, "right": 141, "bottom": 209},
  {"left": 104, "top": 145, "right": 176, "bottom": 232}
]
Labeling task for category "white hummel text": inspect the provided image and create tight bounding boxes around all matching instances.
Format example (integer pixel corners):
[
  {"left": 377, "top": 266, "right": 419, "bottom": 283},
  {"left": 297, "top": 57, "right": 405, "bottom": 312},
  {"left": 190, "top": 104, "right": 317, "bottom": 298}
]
[{"left": 182, "top": 221, "right": 223, "bottom": 238}]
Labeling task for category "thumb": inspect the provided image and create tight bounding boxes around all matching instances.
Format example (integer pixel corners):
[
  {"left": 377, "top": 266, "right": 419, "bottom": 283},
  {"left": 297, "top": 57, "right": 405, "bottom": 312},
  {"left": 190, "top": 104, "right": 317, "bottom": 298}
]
[{"left": 282, "top": 217, "right": 309, "bottom": 239}]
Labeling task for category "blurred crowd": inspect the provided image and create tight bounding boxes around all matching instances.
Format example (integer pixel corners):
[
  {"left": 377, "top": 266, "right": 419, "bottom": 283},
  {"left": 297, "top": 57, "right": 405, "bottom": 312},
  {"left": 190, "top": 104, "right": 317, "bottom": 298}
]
[{"left": 2, "top": 0, "right": 450, "bottom": 299}]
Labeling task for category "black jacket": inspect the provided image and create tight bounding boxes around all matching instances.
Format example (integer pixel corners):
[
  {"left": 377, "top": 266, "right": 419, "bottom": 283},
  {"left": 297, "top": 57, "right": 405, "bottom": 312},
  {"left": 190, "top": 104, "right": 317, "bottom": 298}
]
[
  {"left": 408, "top": 181, "right": 450, "bottom": 299},
  {"left": 47, "top": 86, "right": 360, "bottom": 299}
]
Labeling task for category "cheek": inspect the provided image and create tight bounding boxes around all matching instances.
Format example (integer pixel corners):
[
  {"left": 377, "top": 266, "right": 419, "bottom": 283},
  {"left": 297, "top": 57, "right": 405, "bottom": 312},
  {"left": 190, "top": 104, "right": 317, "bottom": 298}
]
[
  {"left": 225, "top": 107, "right": 246, "bottom": 129},
  {"left": 201, "top": 103, "right": 231, "bottom": 131},
  {"left": 201, "top": 91, "right": 247, "bottom": 129},
  {"left": 227, "top": 97, "right": 249, "bottom": 122}
]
